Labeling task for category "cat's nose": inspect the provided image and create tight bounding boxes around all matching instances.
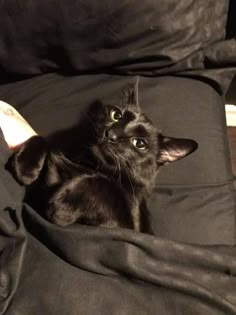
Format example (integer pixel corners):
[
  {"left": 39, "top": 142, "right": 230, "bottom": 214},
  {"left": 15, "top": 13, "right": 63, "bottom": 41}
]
[{"left": 105, "top": 129, "right": 118, "bottom": 143}]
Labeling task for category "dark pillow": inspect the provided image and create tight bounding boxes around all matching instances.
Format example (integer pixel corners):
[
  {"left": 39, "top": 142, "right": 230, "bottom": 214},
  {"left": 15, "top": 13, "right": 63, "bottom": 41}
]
[
  {"left": 0, "top": 0, "right": 229, "bottom": 76},
  {"left": 0, "top": 74, "right": 235, "bottom": 245}
]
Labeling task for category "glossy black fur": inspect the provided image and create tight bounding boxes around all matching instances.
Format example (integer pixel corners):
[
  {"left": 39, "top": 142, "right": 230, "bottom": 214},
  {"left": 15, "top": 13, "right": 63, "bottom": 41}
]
[{"left": 8, "top": 85, "right": 198, "bottom": 233}]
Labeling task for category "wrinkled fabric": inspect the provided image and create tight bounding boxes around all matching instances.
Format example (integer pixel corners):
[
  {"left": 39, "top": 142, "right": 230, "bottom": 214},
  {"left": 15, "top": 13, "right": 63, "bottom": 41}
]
[
  {"left": 7, "top": 207, "right": 236, "bottom": 315},
  {"left": 0, "top": 74, "right": 235, "bottom": 245},
  {"left": 0, "top": 0, "right": 235, "bottom": 93},
  {"left": 0, "top": 73, "right": 236, "bottom": 313},
  {"left": 0, "top": 2, "right": 236, "bottom": 313},
  {"left": 1, "top": 137, "right": 236, "bottom": 314}
]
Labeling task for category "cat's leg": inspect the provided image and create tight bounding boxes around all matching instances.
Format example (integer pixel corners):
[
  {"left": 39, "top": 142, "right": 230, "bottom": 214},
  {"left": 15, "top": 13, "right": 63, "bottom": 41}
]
[
  {"left": 46, "top": 176, "right": 87, "bottom": 227},
  {"left": 7, "top": 136, "right": 48, "bottom": 185},
  {"left": 45, "top": 175, "right": 130, "bottom": 228},
  {"left": 47, "top": 202, "right": 77, "bottom": 227}
]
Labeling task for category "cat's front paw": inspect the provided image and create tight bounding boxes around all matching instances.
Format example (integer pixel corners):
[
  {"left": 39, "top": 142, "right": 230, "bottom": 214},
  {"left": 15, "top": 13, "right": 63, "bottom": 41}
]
[
  {"left": 46, "top": 205, "right": 77, "bottom": 227},
  {"left": 7, "top": 135, "right": 47, "bottom": 185}
]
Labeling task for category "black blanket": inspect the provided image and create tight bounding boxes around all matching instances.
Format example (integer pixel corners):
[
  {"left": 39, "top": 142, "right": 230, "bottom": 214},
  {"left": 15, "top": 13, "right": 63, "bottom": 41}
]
[
  {"left": 0, "top": 72, "right": 236, "bottom": 314},
  {"left": 1, "top": 131, "right": 236, "bottom": 315}
]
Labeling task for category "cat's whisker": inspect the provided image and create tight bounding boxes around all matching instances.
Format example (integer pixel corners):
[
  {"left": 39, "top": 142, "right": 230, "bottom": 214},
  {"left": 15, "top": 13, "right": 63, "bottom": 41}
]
[
  {"left": 124, "top": 163, "right": 136, "bottom": 201},
  {"left": 113, "top": 153, "right": 122, "bottom": 186},
  {"left": 107, "top": 148, "right": 122, "bottom": 185},
  {"left": 117, "top": 158, "right": 122, "bottom": 186},
  {"left": 117, "top": 154, "right": 136, "bottom": 200}
]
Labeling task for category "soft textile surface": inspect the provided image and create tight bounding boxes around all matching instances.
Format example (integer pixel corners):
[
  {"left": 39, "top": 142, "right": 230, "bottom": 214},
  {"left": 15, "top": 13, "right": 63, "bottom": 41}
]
[
  {"left": 0, "top": 0, "right": 235, "bottom": 93},
  {"left": 1, "top": 2, "right": 236, "bottom": 313},
  {"left": 0, "top": 74, "right": 235, "bottom": 245},
  {"left": 1, "top": 131, "right": 236, "bottom": 315}
]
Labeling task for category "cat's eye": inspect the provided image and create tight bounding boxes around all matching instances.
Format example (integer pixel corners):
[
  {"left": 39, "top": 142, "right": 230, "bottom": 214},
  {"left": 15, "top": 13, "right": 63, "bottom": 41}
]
[
  {"left": 110, "top": 108, "right": 122, "bottom": 122},
  {"left": 132, "top": 138, "right": 147, "bottom": 150}
]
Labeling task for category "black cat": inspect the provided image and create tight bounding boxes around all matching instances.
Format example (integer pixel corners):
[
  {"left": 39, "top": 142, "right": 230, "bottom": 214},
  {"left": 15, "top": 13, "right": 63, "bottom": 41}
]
[{"left": 8, "top": 83, "right": 198, "bottom": 233}]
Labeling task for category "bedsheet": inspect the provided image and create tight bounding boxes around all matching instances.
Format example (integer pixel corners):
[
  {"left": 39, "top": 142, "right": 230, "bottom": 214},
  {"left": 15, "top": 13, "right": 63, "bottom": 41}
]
[{"left": 1, "top": 130, "right": 236, "bottom": 315}]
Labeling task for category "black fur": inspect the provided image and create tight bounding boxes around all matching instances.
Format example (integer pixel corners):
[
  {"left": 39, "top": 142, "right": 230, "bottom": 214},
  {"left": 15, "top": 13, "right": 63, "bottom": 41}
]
[{"left": 8, "top": 84, "right": 198, "bottom": 233}]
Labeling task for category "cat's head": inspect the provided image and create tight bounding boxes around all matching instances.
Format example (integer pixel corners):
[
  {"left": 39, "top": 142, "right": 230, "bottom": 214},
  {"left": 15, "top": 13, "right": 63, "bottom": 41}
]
[{"left": 88, "top": 82, "right": 198, "bottom": 191}]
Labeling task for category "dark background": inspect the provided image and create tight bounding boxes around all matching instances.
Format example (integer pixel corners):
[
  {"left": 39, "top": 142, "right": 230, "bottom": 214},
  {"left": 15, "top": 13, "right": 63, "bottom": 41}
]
[
  {"left": 226, "top": 0, "right": 236, "bottom": 103},
  {"left": 226, "top": 75, "right": 236, "bottom": 104}
]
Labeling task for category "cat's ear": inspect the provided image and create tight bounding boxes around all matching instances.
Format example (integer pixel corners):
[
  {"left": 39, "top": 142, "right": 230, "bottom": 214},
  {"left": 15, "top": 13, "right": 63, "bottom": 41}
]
[
  {"left": 122, "top": 77, "right": 140, "bottom": 109},
  {"left": 157, "top": 134, "right": 198, "bottom": 165}
]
